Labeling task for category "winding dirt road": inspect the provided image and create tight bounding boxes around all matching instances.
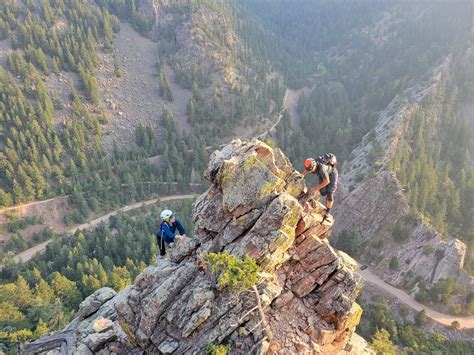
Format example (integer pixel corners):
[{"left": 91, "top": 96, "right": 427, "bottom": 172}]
[
  {"left": 360, "top": 267, "right": 474, "bottom": 329},
  {"left": 0, "top": 196, "right": 69, "bottom": 213},
  {"left": 10, "top": 194, "right": 196, "bottom": 263}
]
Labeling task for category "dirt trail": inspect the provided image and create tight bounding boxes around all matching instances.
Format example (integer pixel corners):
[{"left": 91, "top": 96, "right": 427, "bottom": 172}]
[
  {"left": 360, "top": 267, "right": 474, "bottom": 329},
  {"left": 9, "top": 194, "right": 196, "bottom": 263},
  {"left": 0, "top": 196, "right": 69, "bottom": 213},
  {"left": 254, "top": 89, "right": 291, "bottom": 139}
]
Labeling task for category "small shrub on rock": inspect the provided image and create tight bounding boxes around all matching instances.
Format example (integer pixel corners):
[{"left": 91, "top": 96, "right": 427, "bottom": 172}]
[
  {"left": 207, "top": 343, "right": 230, "bottom": 355},
  {"left": 206, "top": 252, "right": 260, "bottom": 292}
]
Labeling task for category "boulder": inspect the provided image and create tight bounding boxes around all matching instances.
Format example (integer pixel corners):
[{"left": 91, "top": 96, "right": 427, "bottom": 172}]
[{"left": 77, "top": 288, "right": 116, "bottom": 320}]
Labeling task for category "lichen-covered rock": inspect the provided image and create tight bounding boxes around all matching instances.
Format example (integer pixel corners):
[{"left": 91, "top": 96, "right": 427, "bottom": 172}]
[
  {"left": 76, "top": 287, "right": 116, "bottom": 320},
  {"left": 28, "top": 139, "right": 366, "bottom": 354}
]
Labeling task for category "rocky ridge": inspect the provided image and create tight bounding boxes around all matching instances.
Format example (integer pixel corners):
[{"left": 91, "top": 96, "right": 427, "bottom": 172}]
[
  {"left": 333, "top": 59, "right": 473, "bottom": 299},
  {"left": 25, "top": 140, "right": 369, "bottom": 354},
  {"left": 137, "top": 0, "right": 240, "bottom": 86}
]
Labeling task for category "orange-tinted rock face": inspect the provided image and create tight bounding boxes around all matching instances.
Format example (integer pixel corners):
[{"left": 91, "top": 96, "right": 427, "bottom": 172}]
[{"left": 28, "top": 139, "right": 366, "bottom": 354}]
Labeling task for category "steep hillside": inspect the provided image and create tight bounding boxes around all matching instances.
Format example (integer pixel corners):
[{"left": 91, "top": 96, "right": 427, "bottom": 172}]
[
  {"left": 0, "top": 0, "right": 187, "bottom": 216},
  {"left": 97, "top": 0, "right": 285, "bottom": 144},
  {"left": 24, "top": 140, "right": 369, "bottom": 354},
  {"left": 97, "top": 22, "right": 193, "bottom": 150},
  {"left": 333, "top": 42, "right": 474, "bottom": 315},
  {"left": 0, "top": 0, "right": 283, "bottom": 225}
]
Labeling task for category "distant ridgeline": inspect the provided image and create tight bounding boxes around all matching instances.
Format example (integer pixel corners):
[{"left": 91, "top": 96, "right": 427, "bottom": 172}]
[{"left": 388, "top": 44, "right": 474, "bottom": 265}]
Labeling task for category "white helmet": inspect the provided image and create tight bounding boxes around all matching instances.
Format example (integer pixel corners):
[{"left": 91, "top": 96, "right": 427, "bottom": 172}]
[{"left": 160, "top": 209, "right": 173, "bottom": 221}]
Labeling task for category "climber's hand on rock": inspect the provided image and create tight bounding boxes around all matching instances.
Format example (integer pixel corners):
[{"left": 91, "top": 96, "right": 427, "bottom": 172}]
[{"left": 299, "top": 191, "right": 310, "bottom": 200}]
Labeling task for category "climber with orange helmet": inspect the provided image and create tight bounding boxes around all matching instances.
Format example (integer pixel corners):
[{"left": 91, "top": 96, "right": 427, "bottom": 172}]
[
  {"left": 157, "top": 209, "right": 187, "bottom": 260},
  {"left": 302, "top": 153, "right": 339, "bottom": 216}
]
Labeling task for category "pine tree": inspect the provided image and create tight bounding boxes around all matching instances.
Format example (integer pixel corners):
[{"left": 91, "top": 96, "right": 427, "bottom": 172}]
[
  {"left": 35, "top": 279, "right": 55, "bottom": 304},
  {"left": 371, "top": 329, "right": 397, "bottom": 355},
  {"left": 34, "top": 319, "right": 49, "bottom": 338},
  {"left": 51, "top": 272, "right": 82, "bottom": 308},
  {"left": 0, "top": 301, "right": 25, "bottom": 323},
  {"left": 14, "top": 276, "right": 34, "bottom": 309}
]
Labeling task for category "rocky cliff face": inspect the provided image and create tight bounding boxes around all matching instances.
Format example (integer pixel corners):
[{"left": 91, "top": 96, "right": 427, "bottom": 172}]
[
  {"left": 334, "top": 172, "right": 469, "bottom": 290},
  {"left": 25, "top": 140, "right": 368, "bottom": 354},
  {"left": 333, "top": 59, "right": 473, "bottom": 301},
  {"left": 136, "top": 0, "right": 242, "bottom": 89}
]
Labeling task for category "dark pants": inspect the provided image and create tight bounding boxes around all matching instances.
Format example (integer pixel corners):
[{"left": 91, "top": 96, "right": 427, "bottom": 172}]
[
  {"left": 157, "top": 234, "right": 174, "bottom": 256},
  {"left": 320, "top": 185, "right": 335, "bottom": 201}
]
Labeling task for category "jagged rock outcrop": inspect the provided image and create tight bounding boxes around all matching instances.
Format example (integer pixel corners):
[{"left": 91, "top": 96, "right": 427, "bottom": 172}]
[
  {"left": 25, "top": 139, "right": 367, "bottom": 354},
  {"left": 333, "top": 60, "right": 473, "bottom": 306},
  {"left": 334, "top": 172, "right": 470, "bottom": 290}
]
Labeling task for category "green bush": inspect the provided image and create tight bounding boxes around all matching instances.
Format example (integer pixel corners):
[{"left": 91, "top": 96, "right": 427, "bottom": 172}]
[
  {"left": 392, "top": 225, "right": 409, "bottom": 243},
  {"left": 415, "top": 291, "right": 427, "bottom": 303},
  {"left": 429, "top": 279, "right": 456, "bottom": 303},
  {"left": 333, "top": 229, "right": 362, "bottom": 258},
  {"left": 206, "top": 252, "right": 260, "bottom": 292},
  {"left": 7, "top": 216, "right": 43, "bottom": 233},
  {"left": 207, "top": 343, "right": 231, "bottom": 355},
  {"left": 389, "top": 257, "right": 399, "bottom": 271},
  {"left": 422, "top": 245, "right": 434, "bottom": 255},
  {"left": 415, "top": 309, "right": 427, "bottom": 326},
  {"left": 449, "top": 304, "right": 462, "bottom": 316}
]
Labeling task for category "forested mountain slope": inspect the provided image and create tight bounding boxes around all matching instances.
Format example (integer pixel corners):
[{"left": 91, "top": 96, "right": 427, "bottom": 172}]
[
  {"left": 333, "top": 30, "right": 474, "bottom": 316},
  {"left": 245, "top": 0, "right": 471, "bottom": 163},
  {"left": 0, "top": 0, "right": 287, "bottom": 259},
  {"left": 0, "top": 0, "right": 284, "bottom": 208}
]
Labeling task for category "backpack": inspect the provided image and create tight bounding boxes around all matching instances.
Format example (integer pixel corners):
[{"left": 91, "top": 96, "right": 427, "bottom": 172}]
[{"left": 315, "top": 156, "right": 335, "bottom": 178}]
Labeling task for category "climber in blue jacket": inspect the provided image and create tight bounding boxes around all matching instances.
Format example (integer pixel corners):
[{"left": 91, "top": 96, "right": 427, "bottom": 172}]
[{"left": 157, "top": 209, "right": 187, "bottom": 259}]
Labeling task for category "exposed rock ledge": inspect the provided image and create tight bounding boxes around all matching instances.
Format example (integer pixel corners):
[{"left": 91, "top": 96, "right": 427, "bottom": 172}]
[{"left": 25, "top": 140, "right": 369, "bottom": 354}]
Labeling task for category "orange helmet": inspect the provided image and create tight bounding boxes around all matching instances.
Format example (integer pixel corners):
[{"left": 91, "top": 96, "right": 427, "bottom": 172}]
[{"left": 304, "top": 158, "right": 316, "bottom": 172}]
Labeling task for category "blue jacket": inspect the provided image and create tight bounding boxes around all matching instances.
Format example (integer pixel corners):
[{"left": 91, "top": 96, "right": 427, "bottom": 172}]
[{"left": 158, "top": 219, "right": 186, "bottom": 241}]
